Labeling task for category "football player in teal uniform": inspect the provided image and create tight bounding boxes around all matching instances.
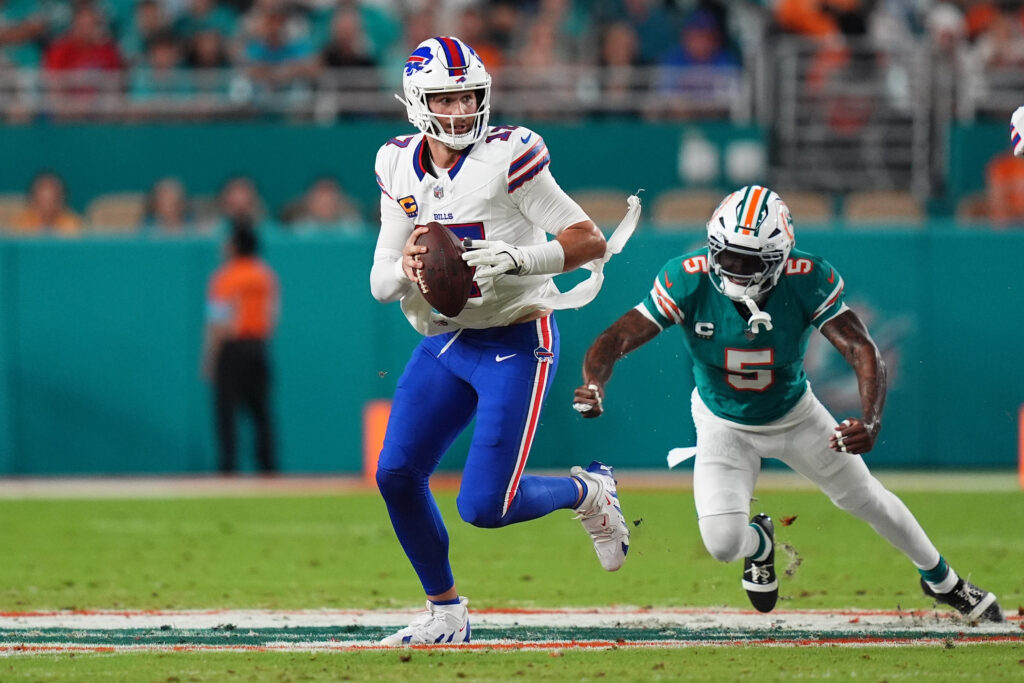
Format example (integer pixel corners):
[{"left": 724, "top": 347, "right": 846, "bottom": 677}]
[{"left": 573, "top": 185, "right": 1003, "bottom": 622}]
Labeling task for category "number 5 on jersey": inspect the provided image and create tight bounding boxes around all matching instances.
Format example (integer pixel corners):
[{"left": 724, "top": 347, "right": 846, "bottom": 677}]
[{"left": 725, "top": 348, "right": 774, "bottom": 391}]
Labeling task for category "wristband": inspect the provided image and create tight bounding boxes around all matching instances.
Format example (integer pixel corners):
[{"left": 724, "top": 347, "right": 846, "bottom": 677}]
[{"left": 519, "top": 240, "right": 565, "bottom": 276}]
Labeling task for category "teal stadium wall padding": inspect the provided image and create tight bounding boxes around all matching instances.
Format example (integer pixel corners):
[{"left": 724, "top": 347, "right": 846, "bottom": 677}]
[{"left": 0, "top": 230, "right": 1019, "bottom": 474}]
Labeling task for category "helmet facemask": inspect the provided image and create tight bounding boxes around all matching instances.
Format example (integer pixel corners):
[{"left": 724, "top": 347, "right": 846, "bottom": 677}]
[
  {"left": 706, "top": 186, "right": 795, "bottom": 334},
  {"left": 397, "top": 37, "right": 492, "bottom": 150},
  {"left": 708, "top": 235, "right": 787, "bottom": 301}
]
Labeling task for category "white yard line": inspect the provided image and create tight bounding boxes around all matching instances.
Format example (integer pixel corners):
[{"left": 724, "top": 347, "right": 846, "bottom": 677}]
[
  {"left": 0, "top": 471, "right": 1017, "bottom": 499},
  {"left": 0, "top": 607, "right": 1018, "bottom": 633}
]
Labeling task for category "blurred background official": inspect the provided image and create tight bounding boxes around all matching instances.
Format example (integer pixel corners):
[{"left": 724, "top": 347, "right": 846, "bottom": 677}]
[{"left": 202, "top": 220, "right": 279, "bottom": 474}]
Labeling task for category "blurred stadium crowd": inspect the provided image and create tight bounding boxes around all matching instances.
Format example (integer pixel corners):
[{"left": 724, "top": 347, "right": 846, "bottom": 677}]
[
  {"left": 0, "top": 169, "right": 364, "bottom": 237},
  {"left": 1, "top": 0, "right": 1023, "bottom": 234}
]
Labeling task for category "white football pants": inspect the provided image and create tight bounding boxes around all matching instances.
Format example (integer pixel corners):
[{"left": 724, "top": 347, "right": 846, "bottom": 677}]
[{"left": 691, "top": 386, "right": 940, "bottom": 569}]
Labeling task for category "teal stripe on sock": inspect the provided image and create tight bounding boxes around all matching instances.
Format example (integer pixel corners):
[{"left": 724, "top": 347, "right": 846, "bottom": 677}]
[{"left": 918, "top": 556, "right": 949, "bottom": 583}]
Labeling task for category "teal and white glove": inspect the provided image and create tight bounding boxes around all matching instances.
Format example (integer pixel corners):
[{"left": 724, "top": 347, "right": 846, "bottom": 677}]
[
  {"left": 462, "top": 239, "right": 564, "bottom": 279},
  {"left": 1013, "top": 106, "right": 1024, "bottom": 157}
]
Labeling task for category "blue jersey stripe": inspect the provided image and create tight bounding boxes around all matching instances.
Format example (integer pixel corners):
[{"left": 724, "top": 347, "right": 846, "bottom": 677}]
[
  {"left": 508, "top": 152, "right": 550, "bottom": 193},
  {"left": 509, "top": 140, "right": 544, "bottom": 174}
]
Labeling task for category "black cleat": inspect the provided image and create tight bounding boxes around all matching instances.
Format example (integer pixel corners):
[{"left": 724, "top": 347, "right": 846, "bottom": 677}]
[
  {"left": 742, "top": 513, "right": 778, "bottom": 613},
  {"left": 920, "top": 577, "right": 1004, "bottom": 622}
]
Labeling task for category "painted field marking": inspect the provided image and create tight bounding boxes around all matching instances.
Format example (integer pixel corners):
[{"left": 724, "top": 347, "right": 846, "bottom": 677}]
[{"left": 0, "top": 608, "right": 1018, "bottom": 654}]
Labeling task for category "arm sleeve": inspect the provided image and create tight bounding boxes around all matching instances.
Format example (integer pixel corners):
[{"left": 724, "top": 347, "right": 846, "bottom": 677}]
[
  {"left": 370, "top": 145, "right": 415, "bottom": 303},
  {"left": 512, "top": 169, "right": 590, "bottom": 237},
  {"left": 370, "top": 195, "right": 414, "bottom": 303}
]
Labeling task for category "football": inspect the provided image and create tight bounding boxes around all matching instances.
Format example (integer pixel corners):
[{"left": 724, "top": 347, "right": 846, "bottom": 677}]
[{"left": 413, "top": 222, "right": 474, "bottom": 317}]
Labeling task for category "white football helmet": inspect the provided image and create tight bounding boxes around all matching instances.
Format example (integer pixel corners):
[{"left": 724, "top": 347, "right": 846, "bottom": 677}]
[
  {"left": 706, "top": 185, "right": 795, "bottom": 301},
  {"left": 397, "top": 36, "right": 491, "bottom": 150}
]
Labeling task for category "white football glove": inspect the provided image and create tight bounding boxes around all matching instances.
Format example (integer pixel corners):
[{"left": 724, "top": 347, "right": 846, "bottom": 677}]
[
  {"left": 1013, "top": 106, "right": 1024, "bottom": 157},
  {"left": 461, "top": 239, "right": 565, "bottom": 279},
  {"left": 461, "top": 240, "right": 525, "bottom": 279}
]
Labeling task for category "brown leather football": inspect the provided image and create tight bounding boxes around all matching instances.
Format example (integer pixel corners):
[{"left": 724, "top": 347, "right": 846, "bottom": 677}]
[{"left": 413, "top": 222, "right": 474, "bottom": 317}]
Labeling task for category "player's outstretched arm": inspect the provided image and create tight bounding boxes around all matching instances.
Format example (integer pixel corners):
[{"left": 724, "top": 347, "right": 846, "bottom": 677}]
[
  {"left": 820, "top": 309, "right": 887, "bottom": 454},
  {"left": 573, "top": 309, "right": 661, "bottom": 418},
  {"left": 556, "top": 219, "right": 606, "bottom": 271},
  {"left": 462, "top": 220, "right": 606, "bottom": 279}
]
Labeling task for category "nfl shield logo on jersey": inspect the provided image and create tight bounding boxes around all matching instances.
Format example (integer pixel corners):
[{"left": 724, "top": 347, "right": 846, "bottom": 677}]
[
  {"left": 534, "top": 346, "right": 554, "bottom": 364},
  {"left": 433, "top": 185, "right": 444, "bottom": 199}
]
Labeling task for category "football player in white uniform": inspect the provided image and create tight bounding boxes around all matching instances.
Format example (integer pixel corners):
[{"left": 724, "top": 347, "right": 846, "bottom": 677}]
[{"left": 370, "top": 36, "right": 631, "bottom": 646}]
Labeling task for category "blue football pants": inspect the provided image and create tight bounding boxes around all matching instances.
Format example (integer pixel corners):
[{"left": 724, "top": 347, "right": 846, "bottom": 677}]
[{"left": 375, "top": 315, "right": 582, "bottom": 595}]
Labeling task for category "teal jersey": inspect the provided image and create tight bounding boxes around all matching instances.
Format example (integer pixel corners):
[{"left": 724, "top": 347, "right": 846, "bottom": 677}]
[{"left": 638, "top": 247, "right": 848, "bottom": 425}]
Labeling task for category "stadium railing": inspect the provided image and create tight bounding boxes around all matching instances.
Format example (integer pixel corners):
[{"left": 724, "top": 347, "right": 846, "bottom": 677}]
[{"left": 0, "top": 65, "right": 748, "bottom": 122}]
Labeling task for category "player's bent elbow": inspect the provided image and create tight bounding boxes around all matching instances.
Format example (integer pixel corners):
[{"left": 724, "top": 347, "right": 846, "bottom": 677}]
[
  {"left": 369, "top": 263, "right": 408, "bottom": 303},
  {"left": 370, "top": 283, "right": 398, "bottom": 304}
]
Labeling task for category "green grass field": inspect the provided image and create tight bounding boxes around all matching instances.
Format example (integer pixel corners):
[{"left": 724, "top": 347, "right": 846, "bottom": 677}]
[{"left": 1, "top": 481, "right": 1021, "bottom": 680}]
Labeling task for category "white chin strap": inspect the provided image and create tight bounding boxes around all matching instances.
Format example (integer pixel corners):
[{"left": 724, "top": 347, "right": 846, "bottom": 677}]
[
  {"left": 740, "top": 295, "right": 773, "bottom": 334},
  {"left": 719, "top": 273, "right": 773, "bottom": 335}
]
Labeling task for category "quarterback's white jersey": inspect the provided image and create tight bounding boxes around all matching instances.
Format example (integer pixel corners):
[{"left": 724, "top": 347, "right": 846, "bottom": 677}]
[{"left": 372, "top": 125, "right": 589, "bottom": 333}]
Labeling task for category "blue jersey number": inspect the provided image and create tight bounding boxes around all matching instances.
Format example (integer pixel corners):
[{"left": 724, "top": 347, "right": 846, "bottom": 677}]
[{"left": 445, "top": 222, "right": 485, "bottom": 298}]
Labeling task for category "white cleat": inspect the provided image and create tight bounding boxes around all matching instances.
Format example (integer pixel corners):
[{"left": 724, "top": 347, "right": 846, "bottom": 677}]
[
  {"left": 571, "top": 460, "right": 630, "bottom": 571},
  {"left": 380, "top": 596, "right": 471, "bottom": 646}
]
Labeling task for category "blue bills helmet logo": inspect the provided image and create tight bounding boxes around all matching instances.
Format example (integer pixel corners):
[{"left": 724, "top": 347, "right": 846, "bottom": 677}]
[
  {"left": 534, "top": 346, "right": 554, "bottom": 364},
  {"left": 404, "top": 46, "right": 433, "bottom": 76}
]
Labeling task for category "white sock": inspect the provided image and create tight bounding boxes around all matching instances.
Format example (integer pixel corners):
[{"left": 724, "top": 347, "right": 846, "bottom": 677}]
[{"left": 926, "top": 567, "right": 959, "bottom": 594}]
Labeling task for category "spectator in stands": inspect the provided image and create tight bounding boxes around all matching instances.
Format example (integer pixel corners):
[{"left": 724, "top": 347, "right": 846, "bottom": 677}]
[
  {"left": 8, "top": 171, "right": 83, "bottom": 236},
  {"left": 963, "top": 2, "right": 1001, "bottom": 42},
  {"left": 175, "top": 0, "right": 238, "bottom": 38},
  {"left": 985, "top": 152, "right": 1024, "bottom": 227},
  {"left": 202, "top": 220, "right": 279, "bottom": 474},
  {"left": 141, "top": 177, "right": 193, "bottom": 234},
  {"left": 0, "top": 2, "right": 50, "bottom": 68},
  {"left": 212, "top": 175, "right": 275, "bottom": 234},
  {"left": 120, "top": 0, "right": 171, "bottom": 66},
  {"left": 285, "top": 177, "right": 362, "bottom": 236},
  {"left": 320, "top": 7, "right": 375, "bottom": 68},
  {"left": 131, "top": 29, "right": 193, "bottom": 104},
  {"left": 43, "top": 3, "right": 123, "bottom": 75},
  {"left": 653, "top": 9, "right": 740, "bottom": 118},
  {"left": 535, "top": 0, "right": 597, "bottom": 62},
  {"left": 601, "top": 0, "right": 683, "bottom": 66},
  {"left": 774, "top": 0, "right": 863, "bottom": 38},
  {"left": 510, "top": 16, "right": 575, "bottom": 116},
  {"left": 926, "top": 3, "right": 967, "bottom": 55},
  {"left": 185, "top": 27, "right": 231, "bottom": 69},
  {"left": 244, "top": 6, "right": 316, "bottom": 90},
  {"left": 969, "top": 8, "right": 1024, "bottom": 71},
  {"left": 596, "top": 21, "right": 642, "bottom": 117},
  {"left": 382, "top": 8, "right": 435, "bottom": 90},
  {"left": 455, "top": 5, "right": 504, "bottom": 72}
]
